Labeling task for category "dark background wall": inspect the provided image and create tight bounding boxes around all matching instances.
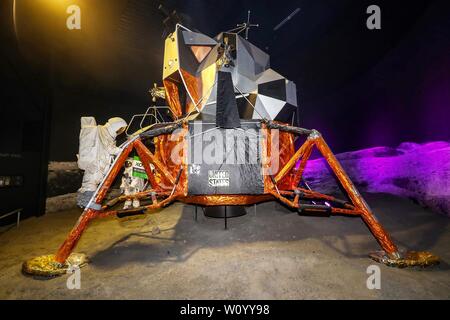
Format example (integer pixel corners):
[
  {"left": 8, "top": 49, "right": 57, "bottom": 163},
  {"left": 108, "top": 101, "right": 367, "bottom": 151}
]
[
  {"left": 3, "top": 0, "right": 450, "bottom": 161},
  {"left": 0, "top": 0, "right": 52, "bottom": 221}
]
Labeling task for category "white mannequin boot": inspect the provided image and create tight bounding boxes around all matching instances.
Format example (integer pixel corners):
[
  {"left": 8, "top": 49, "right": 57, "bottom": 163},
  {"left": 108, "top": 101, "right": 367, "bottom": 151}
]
[
  {"left": 132, "top": 198, "right": 140, "bottom": 208},
  {"left": 123, "top": 199, "right": 132, "bottom": 210}
]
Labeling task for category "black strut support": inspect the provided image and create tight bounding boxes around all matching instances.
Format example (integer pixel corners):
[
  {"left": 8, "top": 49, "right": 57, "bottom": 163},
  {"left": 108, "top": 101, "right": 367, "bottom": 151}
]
[
  {"left": 298, "top": 204, "right": 332, "bottom": 213},
  {"left": 139, "top": 121, "right": 183, "bottom": 140},
  {"left": 262, "top": 119, "right": 312, "bottom": 136}
]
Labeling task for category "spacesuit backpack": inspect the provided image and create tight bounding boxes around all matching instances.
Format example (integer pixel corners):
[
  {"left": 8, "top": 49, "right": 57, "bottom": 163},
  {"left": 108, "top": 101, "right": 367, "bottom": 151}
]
[{"left": 77, "top": 117, "right": 98, "bottom": 171}]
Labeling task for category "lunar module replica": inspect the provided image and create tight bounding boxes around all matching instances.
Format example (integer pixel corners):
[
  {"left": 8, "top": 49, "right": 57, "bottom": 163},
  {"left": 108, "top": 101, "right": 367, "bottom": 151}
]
[{"left": 24, "top": 22, "right": 438, "bottom": 276}]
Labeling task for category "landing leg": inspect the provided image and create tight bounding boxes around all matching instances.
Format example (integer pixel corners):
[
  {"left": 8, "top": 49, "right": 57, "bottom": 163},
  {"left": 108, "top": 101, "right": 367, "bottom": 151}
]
[
  {"left": 271, "top": 123, "right": 439, "bottom": 267},
  {"left": 55, "top": 142, "right": 134, "bottom": 264},
  {"left": 23, "top": 142, "right": 134, "bottom": 276},
  {"left": 313, "top": 134, "right": 400, "bottom": 258}
]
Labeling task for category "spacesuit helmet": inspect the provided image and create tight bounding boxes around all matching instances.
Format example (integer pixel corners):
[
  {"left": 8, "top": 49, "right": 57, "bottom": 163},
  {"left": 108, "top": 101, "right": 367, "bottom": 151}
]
[{"left": 105, "top": 117, "right": 127, "bottom": 138}]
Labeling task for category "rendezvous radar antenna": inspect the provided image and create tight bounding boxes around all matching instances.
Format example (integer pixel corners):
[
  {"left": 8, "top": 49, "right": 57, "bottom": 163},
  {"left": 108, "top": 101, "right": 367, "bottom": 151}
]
[{"left": 228, "top": 10, "right": 259, "bottom": 40}]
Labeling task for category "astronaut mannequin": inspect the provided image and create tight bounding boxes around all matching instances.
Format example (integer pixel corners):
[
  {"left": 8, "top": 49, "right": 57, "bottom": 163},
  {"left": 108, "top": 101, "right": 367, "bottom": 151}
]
[
  {"left": 77, "top": 117, "right": 128, "bottom": 208},
  {"left": 120, "top": 157, "right": 146, "bottom": 209}
]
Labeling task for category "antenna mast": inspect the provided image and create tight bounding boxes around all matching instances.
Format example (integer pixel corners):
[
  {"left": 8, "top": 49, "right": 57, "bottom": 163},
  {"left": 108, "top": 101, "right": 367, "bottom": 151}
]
[{"left": 228, "top": 10, "right": 259, "bottom": 40}]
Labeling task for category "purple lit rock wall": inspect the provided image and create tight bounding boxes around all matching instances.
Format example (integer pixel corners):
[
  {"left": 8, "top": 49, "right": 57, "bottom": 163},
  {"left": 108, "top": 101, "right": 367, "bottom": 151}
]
[{"left": 303, "top": 141, "right": 450, "bottom": 216}]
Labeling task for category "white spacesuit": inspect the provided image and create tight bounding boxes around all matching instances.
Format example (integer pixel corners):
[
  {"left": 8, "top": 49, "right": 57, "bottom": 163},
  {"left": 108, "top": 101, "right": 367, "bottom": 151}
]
[
  {"left": 120, "top": 157, "right": 146, "bottom": 209},
  {"left": 77, "top": 117, "right": 128, "bottom": 208}
]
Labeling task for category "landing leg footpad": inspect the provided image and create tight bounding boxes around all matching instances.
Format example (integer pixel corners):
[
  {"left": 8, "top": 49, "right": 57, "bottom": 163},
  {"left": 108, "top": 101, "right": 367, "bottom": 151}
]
[
  {"left": 369, "top": 250, "right": 440, "bottom": 268},
  {"left": 22, "top": 253, "right": 88, "bottom": 277}
]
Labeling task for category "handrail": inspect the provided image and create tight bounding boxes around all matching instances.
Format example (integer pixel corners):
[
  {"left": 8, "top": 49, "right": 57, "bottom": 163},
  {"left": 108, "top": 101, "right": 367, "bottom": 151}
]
[
  {"left": 0, "top": 208, "right": 22, "bottom": 227},
  {"left": 125, "top": 105, "right": 172, "bottom": 137}
]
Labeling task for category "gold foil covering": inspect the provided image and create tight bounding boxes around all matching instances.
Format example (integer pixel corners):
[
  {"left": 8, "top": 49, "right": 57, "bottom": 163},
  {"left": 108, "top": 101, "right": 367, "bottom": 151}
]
[
  {"left": 369, "top": 250, "right": 440, "bottom": 268},
  {"left": 22, "top": 253, "right": 88, "bottom": 277}
]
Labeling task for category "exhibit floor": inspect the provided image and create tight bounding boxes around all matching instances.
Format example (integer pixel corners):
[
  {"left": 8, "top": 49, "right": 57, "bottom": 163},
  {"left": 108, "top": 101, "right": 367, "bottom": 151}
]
[{"left": 0, "top": 193, "right": 449, "bottom": 299}]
